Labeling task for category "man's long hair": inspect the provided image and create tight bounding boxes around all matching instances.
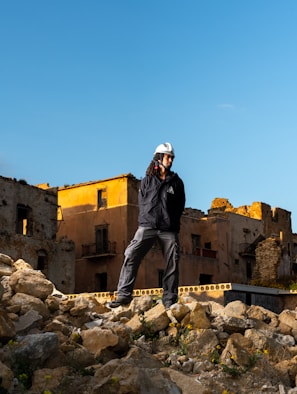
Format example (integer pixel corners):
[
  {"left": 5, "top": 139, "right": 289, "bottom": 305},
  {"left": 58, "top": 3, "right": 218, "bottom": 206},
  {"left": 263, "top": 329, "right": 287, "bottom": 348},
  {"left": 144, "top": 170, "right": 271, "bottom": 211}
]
[{"left": 145, "top": 153, "right": 163, "bottom": 176}]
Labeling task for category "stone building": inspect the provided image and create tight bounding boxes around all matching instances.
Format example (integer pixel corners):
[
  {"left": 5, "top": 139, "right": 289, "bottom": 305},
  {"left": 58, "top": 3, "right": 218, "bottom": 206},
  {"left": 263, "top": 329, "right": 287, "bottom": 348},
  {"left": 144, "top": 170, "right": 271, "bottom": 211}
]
[
  {"left": 56, "top": 174, "right": 296, "bottom": 293},
  {"left": 207, "top": 198, "right": 294, "bottom": 284},
  {"left": 0, "top": 176, "right": 75, "bottom": 293}
]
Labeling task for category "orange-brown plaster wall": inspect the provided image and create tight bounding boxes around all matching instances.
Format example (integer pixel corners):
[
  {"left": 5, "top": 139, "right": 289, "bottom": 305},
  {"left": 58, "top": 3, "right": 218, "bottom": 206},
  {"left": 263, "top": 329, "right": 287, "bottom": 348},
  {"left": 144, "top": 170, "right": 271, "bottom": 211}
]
[{"left": 57, "top": 175, "right": 140, "bottom": 293}]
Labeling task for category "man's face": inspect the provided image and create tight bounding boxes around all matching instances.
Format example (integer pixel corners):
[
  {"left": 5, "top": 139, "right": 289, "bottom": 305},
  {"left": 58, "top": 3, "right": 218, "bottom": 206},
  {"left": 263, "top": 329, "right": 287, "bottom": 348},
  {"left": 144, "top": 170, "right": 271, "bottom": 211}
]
[{"left": 161, "top": 154, "right": 174, "bottom": 169}]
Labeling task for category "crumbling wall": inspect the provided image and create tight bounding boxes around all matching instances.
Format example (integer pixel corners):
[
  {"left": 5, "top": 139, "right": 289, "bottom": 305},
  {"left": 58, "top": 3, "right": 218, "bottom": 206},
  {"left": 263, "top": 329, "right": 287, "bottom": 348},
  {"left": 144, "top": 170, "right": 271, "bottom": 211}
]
[
  {"left": 0, "top": 176, "right": 75, "bottom": 293},
  {"left": 253, "top": 238, "right": 281, "bottom": 282},
  {"left": 50, "top": 239, "right": 75, "bottom": 293},
  {"left": 209, "top": 198, "right": 270, "bottom": 221},
  {"left": 210, "top": 198, "right": 234, "bottom": 211},
  {"left": 0, "top": 176, "right": 57, "bottom": 240},
  {"left": 183, "top": 207, "right": 205, "bottom": 220}
]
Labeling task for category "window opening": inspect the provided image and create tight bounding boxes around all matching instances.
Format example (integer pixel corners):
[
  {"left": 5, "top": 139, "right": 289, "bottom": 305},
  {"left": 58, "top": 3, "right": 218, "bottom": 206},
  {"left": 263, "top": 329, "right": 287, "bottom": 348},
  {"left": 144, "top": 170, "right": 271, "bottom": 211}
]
[
  {"left": 191, "top": 234, "right": 201, "bottom": 255},
  {"left": 95, "top": 273, "right": 107, "bottom": 292},
  {"left": 95, "top": 225, "right": 109, "bottom": 253},
  {"left": 199, "top": 274, "right": 212, "bottom": 285},
  {"left": 16, "top": 204, "right": 33, "bottom": 236},
  {"left": 97, "top": 189, "right": 107, "bottom": 209},
  {"left": 37, "top": 250, "right": 48, "bottom": 276}
]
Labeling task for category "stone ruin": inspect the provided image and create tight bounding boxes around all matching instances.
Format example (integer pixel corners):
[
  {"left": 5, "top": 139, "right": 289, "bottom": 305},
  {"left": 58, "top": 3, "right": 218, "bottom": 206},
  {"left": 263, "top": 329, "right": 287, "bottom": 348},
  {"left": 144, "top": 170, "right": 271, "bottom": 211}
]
[{"left": 2, "top": 253, "right": 297, "bottom": 393}]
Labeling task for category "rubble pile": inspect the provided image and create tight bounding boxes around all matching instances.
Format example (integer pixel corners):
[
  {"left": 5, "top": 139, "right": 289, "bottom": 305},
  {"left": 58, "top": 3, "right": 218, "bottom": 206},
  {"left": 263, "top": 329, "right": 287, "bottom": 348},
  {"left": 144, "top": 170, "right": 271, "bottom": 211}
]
[{"left": 2, "top": 253, "right": 297, "bottom": 393}]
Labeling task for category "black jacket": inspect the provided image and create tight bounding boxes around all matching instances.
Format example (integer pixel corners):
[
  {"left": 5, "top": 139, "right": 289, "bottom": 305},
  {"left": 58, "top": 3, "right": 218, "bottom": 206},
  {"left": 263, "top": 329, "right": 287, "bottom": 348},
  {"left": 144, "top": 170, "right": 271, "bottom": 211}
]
[{"left": 138, "top": 171, "right": 185, "bottom": 232}]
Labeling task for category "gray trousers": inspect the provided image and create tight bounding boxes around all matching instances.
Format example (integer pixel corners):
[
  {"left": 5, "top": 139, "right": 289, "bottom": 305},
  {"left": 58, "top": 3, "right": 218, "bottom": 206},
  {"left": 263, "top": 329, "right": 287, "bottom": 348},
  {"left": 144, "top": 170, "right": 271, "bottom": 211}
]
[{"left": 117, "top": 227, "right": 180, "bottom": 307}]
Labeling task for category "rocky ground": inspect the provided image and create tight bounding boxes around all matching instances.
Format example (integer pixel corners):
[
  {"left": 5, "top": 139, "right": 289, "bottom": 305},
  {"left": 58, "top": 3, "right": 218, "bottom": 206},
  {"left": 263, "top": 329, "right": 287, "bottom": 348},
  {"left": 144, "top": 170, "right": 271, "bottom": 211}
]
[{"left": 2, "top": 254, "right": 297, "bottom": 393}]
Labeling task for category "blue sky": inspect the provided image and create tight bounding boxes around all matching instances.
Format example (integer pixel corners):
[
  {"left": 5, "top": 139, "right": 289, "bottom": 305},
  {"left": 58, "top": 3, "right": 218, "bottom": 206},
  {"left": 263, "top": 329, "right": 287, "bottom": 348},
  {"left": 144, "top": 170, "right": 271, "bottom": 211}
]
[{"left": 1, "top": 1, "right": 297, "bottom": 230}]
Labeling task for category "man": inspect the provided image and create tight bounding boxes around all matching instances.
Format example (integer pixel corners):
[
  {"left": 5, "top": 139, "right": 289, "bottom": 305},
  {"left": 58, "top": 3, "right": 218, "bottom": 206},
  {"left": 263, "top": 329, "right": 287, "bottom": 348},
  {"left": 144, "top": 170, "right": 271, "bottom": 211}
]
[{"left": 109, "top": 142, "right": 185, "bottom": 309}]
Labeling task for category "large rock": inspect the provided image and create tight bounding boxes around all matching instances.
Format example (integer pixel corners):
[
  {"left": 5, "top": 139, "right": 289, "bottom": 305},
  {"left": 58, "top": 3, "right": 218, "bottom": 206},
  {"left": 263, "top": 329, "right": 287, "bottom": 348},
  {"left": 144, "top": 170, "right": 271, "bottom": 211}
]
[
  {"left": 92, "top": 355, "right": 181, "bottom": 394},
  {"left": 12, "top": 332, "right": 60, "bottom": 369},
  {"left": 14, "top": 309, "right": 43, "bottom": 334},
  {"left": 0, "top": 253, "right": 14, "bottom": 266},
  {"left": 0, "top": 262, "right": 13, "bottom": 277},
  {"left": 0, "top": 282, "right": 4, "bottom": 300},
  {"left": 0, "top": 360, "right": 14, "bottom": 390},
  {"left": 9, "top": 268, "right": 54, "bottom": 300},
  {"left": 30, "top": 366, "right": 69, "bottom": 394},
  {"left": 125, "top": 302, "right": 170, "bottom": 336},
  {"left": 279, "top": 310, "right": 297, "bottom": 334},
  {"left": 0, "top": 309, "right": 16, "bottom": 340},
  {"left": 181, "top": 301, "right": 211, "bottom": 329},
  {"left": 13, "top": 258, "right": 33, "bottom": 270},
  {"left": 186, "top": 328, "right": 219, "bottom": 358},
  {"left": 222, "top": 299, "right": 247, "bottom": 318},
  {"left": 245, "top": 328, "right": 292, "bottom": 363},
  {"left": 81, "top": 327, "right": 119, "bottom": 357},
  {"left": 9, "top": 292, "right": 49, "bottom": 318}
]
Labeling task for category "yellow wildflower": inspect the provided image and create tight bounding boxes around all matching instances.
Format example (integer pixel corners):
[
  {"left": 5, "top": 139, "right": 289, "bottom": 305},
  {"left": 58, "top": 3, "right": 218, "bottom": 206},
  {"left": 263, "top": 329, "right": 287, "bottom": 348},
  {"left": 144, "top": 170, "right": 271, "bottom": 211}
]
[{"left": 111, "top": 376, "right": 118, "bottom": 385}]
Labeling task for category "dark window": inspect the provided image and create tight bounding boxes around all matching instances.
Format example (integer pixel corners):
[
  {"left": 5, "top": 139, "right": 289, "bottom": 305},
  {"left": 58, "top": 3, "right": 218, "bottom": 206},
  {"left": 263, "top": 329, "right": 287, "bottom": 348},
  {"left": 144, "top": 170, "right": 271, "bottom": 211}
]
[
  {"left": 37, "top": 250, "right": 48, "bottom": 276},
  {"left": 16, "top": 204, "right": 33, "bottom": 236},
  {"left": 199, "top": 274, "right": 212, "bottom": 285},
  {"left": 37, "top": 256, "right": 46, "bottom": 271},
  {"left": 234, "top": 259, "right": 239, "bottom": 265},
  {"left": 97, "top": 189, "right": 107, "bottom": 209},
  {"left": 95, "top": 225, "right": 108, "bottom": 253},
  {"left": 95, "top": 273, "right": 107, "bottom": 292},
  {"left": 204, "top": 242, "right": 211, "bottom": 249},
  {"left": 191, "top": 234, "right": 201, "bottom": 254}
]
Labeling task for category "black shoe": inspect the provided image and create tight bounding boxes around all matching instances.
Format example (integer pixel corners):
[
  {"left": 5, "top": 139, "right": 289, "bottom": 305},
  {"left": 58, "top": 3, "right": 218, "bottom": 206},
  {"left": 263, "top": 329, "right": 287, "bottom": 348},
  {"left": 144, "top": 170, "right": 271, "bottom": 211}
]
[
  {"left": 108, "top": 297, "right": 133, "bottom": 308},
  {"left": 163, "top": 300, "right": 176, "bottom": 310}
]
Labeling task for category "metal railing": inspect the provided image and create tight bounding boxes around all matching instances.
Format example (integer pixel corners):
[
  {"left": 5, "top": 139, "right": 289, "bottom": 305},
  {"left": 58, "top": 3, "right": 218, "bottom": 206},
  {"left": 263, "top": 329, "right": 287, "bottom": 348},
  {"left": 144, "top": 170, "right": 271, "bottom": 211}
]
[
  {"left": 239, "top": 243, "right": 255, "bottom": 256},
  {"left": 81, "top": 241, "right": 116, "bottom": 257}
]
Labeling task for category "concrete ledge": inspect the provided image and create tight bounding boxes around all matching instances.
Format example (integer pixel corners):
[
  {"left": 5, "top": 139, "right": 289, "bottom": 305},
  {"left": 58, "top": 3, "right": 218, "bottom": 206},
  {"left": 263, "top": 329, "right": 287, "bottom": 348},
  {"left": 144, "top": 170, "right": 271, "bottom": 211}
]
[{"left": 66, "top": 283, "right": 297, "bottom": 313}]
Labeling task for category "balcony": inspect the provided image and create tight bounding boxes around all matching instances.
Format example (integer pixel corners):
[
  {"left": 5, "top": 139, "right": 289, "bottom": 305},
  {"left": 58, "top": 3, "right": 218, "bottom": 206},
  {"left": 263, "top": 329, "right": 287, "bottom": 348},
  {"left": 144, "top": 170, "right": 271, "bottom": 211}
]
[
  {"left": 239, "top": 242, "right": 255, "bottom": 257},
  {"left": 194, "top": 247, "right": 217, "bottom": 259},
  {"left": 81, "top": 241, "right": 116, "bottom": 259},
  {"left": 239, "top": 235, "right": 265, "bottom": 257}
]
